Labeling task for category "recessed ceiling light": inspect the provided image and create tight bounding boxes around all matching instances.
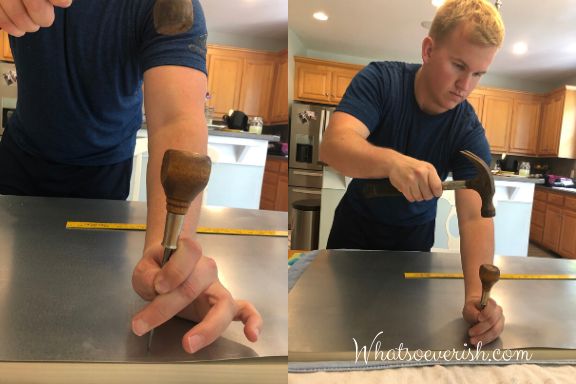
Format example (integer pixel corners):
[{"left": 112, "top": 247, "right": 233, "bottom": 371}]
[
  {"left": 432, "top": 0, "right": 445, "bottom": 7},
  {"left": 313, "top": 11, "right": 329, "bottom": 21},
  {"left": 512, "top": 42, "right": 528, "bottom": 55}
]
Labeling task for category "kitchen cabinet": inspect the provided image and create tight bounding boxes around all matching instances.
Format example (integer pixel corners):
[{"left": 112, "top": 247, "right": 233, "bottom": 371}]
[
  {"left": 206, "top": 45, "right": 287, "bottom": 125},
  {"left": 294, "top": 56, "right": 363, "bottom": 105},
  {"left": 206, "top": 49, "right": 244, "bottom": 117},
  {"left": 1, "top": 31, "right": 13, "bottom": 62},
  {"left": 529, "top": 189, "right": 547, "bottom": 245},
  {"left": 531, "top": 187, "right": 576, "bottom": 259},
  {"left": 238, "top": 56, "right": 276, "bottom": 119},
  {"left": 537, "top": 86, "right": 576, "bottom": 158},
  {"left": 260, "top": 156, "right": 288, "bottom": 211},
  {"left": 508, "top": 94, "right": 542, "bottom": 155},
  {"left": 268, "top": 51, "right": 288, "bottom": 124},
  {"left": 467, "top": 88, "right": 541, "bottom": 155}
]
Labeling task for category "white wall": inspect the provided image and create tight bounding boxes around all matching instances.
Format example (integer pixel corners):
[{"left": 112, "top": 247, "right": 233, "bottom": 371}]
[
  {"left": 208, "top": 32, "right": 286, "bottom": 52},
  {"left": 288, "top": 28, "right": 306, "bottom": 103}
]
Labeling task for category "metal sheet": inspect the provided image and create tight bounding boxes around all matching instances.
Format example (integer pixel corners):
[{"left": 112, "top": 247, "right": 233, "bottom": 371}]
[
  {"left": 0, "top": 196, "right": 287, "bottom": 363},
  {"left": 289, "top": 249, "right": 576, "bottom": 361}
]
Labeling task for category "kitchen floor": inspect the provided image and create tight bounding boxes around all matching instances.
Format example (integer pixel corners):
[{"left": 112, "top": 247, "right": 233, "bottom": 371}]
[{"left": 528, "top": 242, "right": 559, "bottom": 258}]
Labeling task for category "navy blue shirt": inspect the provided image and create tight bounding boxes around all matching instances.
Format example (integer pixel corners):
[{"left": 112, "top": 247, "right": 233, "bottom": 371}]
[
  {"left": 7, "top": 0, "right": 207, "bottom": 166},
  {"left": 337, "top": 61, "right": 491, "bottom": 226}
]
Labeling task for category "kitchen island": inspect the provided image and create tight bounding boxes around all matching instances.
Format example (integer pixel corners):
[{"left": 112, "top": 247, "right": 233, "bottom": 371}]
[
  {"left": 131, "top": 128, "right": 280, "bottom": 209},
  {"left": 317, "top": 167, "right": 543, "bottom": 256}
]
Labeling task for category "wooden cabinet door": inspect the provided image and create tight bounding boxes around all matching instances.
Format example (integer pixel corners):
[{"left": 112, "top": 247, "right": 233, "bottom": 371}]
[
  {"left": 238, "top": 57, "right": 275, "bottom": 119},
  {"left": 538, "top": 93, "right": 564, "bottom": 156},
  {"left": 2, "top": 32, "right": 13, "bottom": 61},
  {"left": 542, "top": 205, "right": 562, "bottom": 252},
  {"left": 467, "top": 92, "right": 484, "bottom": 119},
  {"left": 269, "top": 56, "right": 288, "bottom": 124},
  {"left": 481, "top": 94, "right": 513, "bottom": 153},
  {"left": 508, "top": 98, "right": 541, "bottom": 155},
  {"left": 559, "top": 210, "right": 576, "bottom": 259},
  {"left": 207, "top": 53, "right": 244, "bottom": 116},
  {"left": 296, "top": 63, "right": 332, "bottom": 103},
  {"left": 330, "top": 68, "right": 357, "bottom": 104}
]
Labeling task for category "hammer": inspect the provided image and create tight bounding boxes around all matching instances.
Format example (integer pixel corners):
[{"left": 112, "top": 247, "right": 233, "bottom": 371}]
[
  {"left": 362, "top": 150, "right": 496, "bottom": 218},
  {"left": 148, "top": 149, "right": 212, "bottom": 350},
  {"left": 479, "top": 264, "right": 500, "bottom": 309},
  {"left": 154, "top": 0, "right": 194, "bottom": 35}
]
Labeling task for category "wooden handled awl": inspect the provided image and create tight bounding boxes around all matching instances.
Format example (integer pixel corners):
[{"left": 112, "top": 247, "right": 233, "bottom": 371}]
[
  {"left": 479, "top": 264, "right": 500, "bottom": 309},
  {"left": 148, "top": 149, "right": 212, "bottom": 351},
  {"left": 154, "top": 0, "right": 194, "bottom": 35}
]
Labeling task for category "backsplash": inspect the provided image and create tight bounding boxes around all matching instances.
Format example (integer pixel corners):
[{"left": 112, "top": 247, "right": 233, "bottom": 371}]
[{"left": 490, "top": 153, "right": 576, "bottom": 177}]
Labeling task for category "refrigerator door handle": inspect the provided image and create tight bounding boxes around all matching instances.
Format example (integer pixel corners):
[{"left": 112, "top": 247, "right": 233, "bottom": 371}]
[{"left": 318, "top": 109, "right": 326, "bottom": 143}]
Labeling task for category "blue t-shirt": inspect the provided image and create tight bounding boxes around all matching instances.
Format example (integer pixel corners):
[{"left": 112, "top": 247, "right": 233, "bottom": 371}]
[
  {"left": 337, "top": 61, "right": 491, "bottom": 226},
  {"left": 7, "top": 0, "right": 207, "bottom": 166}
]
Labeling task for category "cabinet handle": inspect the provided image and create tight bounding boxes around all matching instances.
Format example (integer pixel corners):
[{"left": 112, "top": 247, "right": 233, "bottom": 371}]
[
  {"left": 292, "top": 188, "right": 322, "bottom": 195},
  {"left": 293, "top": 170, "right": 322, "bottom": 177}
]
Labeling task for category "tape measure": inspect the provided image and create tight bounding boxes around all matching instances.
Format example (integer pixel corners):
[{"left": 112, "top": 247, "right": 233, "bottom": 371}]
[
  {"left": 405, "top": 272, "right": 576, "bottom": 280},
  {"left": 66, "top": 221, "right": 288, "bottom": 237}
]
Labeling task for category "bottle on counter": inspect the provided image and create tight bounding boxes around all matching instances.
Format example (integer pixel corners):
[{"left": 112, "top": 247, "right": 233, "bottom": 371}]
[
  {"left": 519, "top": 161, "right": 531, "bottom": 177},
  {"left": 248, "top": 116, "right": 263, "bottom": 134}
]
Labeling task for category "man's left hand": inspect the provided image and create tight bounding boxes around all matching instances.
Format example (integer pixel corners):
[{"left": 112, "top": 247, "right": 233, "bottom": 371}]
[{"left": 462, "top": 297, "right": 504, "bottom": 346}]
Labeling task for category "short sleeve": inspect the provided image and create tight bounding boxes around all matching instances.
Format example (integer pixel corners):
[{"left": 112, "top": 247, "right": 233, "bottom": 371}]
[
  {"left": 451, "top": 111, "right": 492, "bottom": 180},
  {"left": 138, "top": 0, "right": 207, "bottom": 75},
  {"left": 336, "top": 62, "right": 390, "bottom": 133}
]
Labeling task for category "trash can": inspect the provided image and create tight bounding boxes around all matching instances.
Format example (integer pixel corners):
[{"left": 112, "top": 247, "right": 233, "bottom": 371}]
[{"left": 291, "top": 198, "right": 321, "bottom": 250}]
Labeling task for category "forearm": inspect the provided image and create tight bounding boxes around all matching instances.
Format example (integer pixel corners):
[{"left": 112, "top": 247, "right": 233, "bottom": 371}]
[
  {"left": 144, "top": 121, "right": 208, "bottom": 250},
  {"left": 320, "top": 133, "right": 401, "bottom": 179},
  {"left": 459, "top": 217, "right": 494, "bottom": 301}
]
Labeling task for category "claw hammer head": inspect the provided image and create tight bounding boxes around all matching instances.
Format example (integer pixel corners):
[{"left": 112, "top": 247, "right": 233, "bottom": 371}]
[
  {"left": 460, "top": 150, "right": 495, "bottom": 218},
  {"left": 154, "top": 0, "right": 194, "bottom": 35}
]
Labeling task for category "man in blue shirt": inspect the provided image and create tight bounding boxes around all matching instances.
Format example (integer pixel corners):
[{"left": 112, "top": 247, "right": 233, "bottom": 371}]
[
  {"left": 0, "top": 0, "right": 261, "bottom": 354},
  {"left": 320, "top": 0, "right": 504, "bottom": 346}
]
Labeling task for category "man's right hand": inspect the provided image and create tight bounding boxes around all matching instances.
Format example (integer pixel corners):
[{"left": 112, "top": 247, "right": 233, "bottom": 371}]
[
  {"left": 0, "top": 0, "right": 72, "bottom": 37},
  {"left": 388, "top": 152, "right": 443, "bottom": 202}
]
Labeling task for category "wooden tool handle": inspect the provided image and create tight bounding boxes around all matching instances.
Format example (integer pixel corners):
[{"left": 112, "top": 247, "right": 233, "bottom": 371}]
[
  {"left": 362, "top": 179, "right": 467, "bottom": 198},
  {"left": 160, "top": 150, "right": 212, "bottom": 215},
  {"left": 154, "top": 0, "right": 194, "bottom": 35},
  {"left": 479, "top": 264, "right": 500, "bottom": 309}
]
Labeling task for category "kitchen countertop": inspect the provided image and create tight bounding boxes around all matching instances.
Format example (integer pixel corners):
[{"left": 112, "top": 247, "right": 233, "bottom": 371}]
[
  {"left": 493, "top": 175, "right": 545, "bottom": 184},
  {"left": 137, "top": 126, "right": 279, "bottom": 142},
  {"left": 536, "top": 184, "right": 576, "bottom": 194}
]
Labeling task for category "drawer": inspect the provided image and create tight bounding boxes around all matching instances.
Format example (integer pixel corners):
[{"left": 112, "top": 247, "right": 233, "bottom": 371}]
[
  {"left": 531, "top": 210, "right": 545, "bottom": 226},
  {"left": 547, "top": 193, "right": 564, "bottom": 206},
  {"left": 533, "top": 199, "right": 546, "bottom": 213},
  {"left": 534, "top": 189, "right": 547, "bottom": 202},
  {"left": 565, "top": 195, "right": 576, "bottom": 211}
]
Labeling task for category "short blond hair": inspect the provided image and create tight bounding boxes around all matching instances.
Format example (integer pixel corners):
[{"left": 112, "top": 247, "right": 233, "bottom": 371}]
[{"left": 429, "top": 0, "right": 505, "bottom": 47}]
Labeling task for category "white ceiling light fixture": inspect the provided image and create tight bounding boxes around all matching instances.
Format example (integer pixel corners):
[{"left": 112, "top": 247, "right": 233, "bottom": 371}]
[
  {"left": 512, "top": 42, "right": 528, "bottom": 55},
  {"left": 313, "top": 11, "right": 329, "bottom": 21},
  {"left": 431, "top": 0, "right": 445, "bottom": 7}
]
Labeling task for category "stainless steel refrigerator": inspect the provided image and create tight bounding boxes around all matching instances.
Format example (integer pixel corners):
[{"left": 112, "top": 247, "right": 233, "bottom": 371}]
[{"left": 288, "top": 102, "right": 335, "bottom": 225}]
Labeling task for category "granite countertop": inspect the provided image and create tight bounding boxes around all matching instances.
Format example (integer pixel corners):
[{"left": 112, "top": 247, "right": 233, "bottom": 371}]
[
  {"left": 493, "top": 175, "right": 545, "bottom": 184},
  {"left": 137, "top": 127, "right": 279, "bottom": 142},
  {"left": 536, "top": 184, "right": 576, "bottom": 194}
]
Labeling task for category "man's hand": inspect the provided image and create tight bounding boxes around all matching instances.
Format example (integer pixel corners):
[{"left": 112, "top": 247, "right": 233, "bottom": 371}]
[
  {"left": 0, "top": 0, "right": 72, "bottom": 37},
  {"left": 131, "top": 237, "right": 262, "bottom": 353},
  {"left": 388, "top": 153, "right": 443, "bottom": 202},
  {"left": 462, "top": 297, "right": 505, "bottom": 346}
]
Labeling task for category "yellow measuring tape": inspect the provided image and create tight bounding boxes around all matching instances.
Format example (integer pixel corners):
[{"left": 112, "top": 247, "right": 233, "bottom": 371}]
[
  {"left": 66, "top": 221, "right": 288, "bottom": 237},
  {"left": 405, "top": 272, "right": 576, "bottom": 280}
]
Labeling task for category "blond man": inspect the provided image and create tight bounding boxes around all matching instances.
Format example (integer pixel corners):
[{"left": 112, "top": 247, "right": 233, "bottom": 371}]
[{"left": 320, "top": 0, "right": 505, "bottom": 345}]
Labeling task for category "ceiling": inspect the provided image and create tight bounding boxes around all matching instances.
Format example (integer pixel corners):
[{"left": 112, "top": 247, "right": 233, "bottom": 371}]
[
  {"left": 200, "top": 0, "right": 288, "bottom": 41},
  {"left": 289, "top": 0, "right": 576, "bottom": 85}
]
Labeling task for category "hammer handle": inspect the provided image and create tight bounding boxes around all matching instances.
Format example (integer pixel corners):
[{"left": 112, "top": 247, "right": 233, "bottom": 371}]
[{"left": 362, "top": 179, "right": 467, "bottom": 198}]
